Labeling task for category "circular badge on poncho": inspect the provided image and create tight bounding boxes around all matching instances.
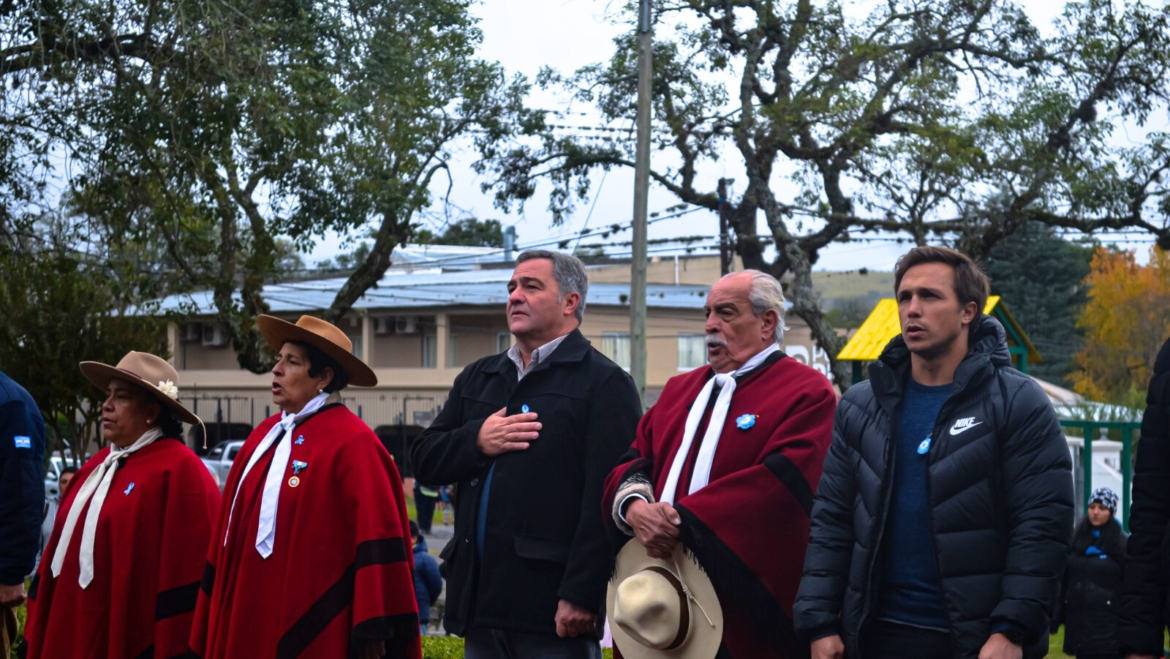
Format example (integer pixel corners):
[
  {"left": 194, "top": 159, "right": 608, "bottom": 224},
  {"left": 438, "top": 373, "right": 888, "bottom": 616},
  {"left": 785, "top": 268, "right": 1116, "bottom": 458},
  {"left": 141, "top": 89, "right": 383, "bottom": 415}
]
[{"left": 735, "top": 414, "right": 757, "bottom": 430}]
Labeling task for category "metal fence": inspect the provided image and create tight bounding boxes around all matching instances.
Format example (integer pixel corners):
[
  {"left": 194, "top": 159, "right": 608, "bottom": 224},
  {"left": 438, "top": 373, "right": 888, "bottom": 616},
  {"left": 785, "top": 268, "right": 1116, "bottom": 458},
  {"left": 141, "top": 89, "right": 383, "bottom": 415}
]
[{"left": 1060, "top": 419, "right": 1142, "bottom": 531}]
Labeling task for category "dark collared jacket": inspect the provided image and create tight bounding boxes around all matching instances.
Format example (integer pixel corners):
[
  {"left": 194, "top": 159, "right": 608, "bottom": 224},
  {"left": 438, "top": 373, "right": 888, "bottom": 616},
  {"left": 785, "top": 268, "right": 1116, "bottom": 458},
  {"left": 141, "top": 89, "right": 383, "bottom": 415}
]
[{"left": 410, "top": 330, "right": 641, "bottom": 637}]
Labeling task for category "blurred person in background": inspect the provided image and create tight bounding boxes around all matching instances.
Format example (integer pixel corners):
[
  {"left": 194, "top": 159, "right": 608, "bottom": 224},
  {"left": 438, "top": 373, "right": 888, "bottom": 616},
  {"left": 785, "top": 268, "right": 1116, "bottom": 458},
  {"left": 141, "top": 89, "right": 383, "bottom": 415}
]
[
  {"left": 34, "top": 465, "right": 77, "bottom": 573},
  {"left": 1056, "top": 488, "right": 1127, "bottom": 659},
  {"left": 411, "top": 520, "right": 443, "bottom": 636}
]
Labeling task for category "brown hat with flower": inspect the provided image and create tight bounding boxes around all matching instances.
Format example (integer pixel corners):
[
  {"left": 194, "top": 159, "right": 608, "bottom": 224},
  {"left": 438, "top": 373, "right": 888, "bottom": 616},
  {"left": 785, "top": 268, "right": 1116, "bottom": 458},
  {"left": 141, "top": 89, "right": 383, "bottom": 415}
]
[
  {"left": 256, "top": 314, "right": 377, "bottom": 387},
  {"left": 79, "top": 351, "right": 200, "bottom": 425}
]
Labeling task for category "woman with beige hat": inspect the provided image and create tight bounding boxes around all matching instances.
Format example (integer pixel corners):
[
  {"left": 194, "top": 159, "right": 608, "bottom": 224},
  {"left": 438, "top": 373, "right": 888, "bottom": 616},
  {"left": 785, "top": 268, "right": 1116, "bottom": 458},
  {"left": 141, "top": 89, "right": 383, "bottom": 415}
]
[
  {"left": 189, "top": 315, "right": 421, "bottom": 659},
  {"left": 23, "top": 351, "right": 221, "bottom": 659}
]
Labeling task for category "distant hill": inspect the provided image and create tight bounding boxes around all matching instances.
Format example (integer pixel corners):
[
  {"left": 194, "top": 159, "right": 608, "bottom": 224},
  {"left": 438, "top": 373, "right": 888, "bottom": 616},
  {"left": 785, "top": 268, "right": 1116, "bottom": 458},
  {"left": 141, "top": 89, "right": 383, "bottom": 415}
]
[{"left": 812, "top": 270, "right": 894, "bottom": 305}]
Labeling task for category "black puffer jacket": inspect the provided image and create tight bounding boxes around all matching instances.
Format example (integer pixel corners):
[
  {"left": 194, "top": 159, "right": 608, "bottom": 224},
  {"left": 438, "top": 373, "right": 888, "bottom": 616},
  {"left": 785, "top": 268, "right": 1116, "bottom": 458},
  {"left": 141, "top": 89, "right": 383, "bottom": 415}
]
[
  {"left": 1116, "top": 335, "right": 1170, "bottom": 656},
  {"left": 1058, "top": 527, "right": 1127, "bottom": 657},
  {"left": 794, "top": 317, "right": 1074, "bottom": 659}
]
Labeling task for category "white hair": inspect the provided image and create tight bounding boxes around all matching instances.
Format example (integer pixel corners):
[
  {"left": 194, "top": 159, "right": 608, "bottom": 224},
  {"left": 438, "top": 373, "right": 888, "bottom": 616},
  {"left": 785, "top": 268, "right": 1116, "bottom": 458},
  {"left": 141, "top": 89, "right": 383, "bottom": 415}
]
[{"left": 738, "top": 270, "right": 788, "bottom": 344}]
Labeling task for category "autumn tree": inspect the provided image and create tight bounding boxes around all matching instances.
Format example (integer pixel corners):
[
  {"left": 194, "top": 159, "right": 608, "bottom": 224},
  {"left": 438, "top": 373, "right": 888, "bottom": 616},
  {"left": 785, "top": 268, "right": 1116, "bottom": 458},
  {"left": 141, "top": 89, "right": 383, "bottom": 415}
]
[
  {"left": 484, "top": 0, "right": 1170, "bottom": 388},
  {"left": 1071, "top": 246, "right": 1170, "bottom": 404}
]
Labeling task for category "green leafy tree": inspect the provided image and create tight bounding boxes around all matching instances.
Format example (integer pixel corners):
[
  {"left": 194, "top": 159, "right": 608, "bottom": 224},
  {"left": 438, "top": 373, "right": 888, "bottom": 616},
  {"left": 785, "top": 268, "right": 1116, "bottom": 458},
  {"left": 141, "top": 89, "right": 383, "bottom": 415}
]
[
  {"left": 0, "top": 216, "right": 166, "bottom": 462},
  {"left": 983, "top": 222, "right": 1094, "bottom": 383},
  {"left": 416, "top": 217, "right": 509, "bottom": 248},
  {"left": 1, "top": 0, "right": 538, "bottom": 371},
  {"left": 483, "top": 0, "right": 1170, "bottom": 389}
]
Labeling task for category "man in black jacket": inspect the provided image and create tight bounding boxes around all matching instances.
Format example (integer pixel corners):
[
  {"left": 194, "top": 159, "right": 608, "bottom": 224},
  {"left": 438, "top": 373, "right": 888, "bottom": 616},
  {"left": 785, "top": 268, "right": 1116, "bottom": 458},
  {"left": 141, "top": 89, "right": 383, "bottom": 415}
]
[
  {"left": 410, "top": 250, "right": 641, "bottom": 659},
  {"left": 0, "top": 369, "right": 46, "bottom": 657},
  {"left": 1116, "top": 335, "right": 1170, "bottom": 659},
  {"left": 794, "top": 246, "right": 1073, "bottom": 659}
]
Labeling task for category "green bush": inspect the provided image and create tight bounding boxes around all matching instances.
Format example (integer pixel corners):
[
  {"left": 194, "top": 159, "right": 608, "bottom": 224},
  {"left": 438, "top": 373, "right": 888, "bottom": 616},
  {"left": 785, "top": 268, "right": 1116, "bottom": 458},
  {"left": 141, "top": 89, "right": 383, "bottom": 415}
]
[
  {"left": 421, "top": 636, "right": 465, "bottom": 659},
  {"left": 421, "top": 636, "right": 613, "bottom": 659}
]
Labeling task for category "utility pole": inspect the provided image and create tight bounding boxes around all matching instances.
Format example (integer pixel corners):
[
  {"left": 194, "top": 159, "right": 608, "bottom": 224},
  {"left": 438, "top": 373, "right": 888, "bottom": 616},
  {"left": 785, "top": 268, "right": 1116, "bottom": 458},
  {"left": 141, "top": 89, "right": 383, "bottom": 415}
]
[
  {"left": 630, "top": 0, "right": 652, "bottom": 401},
  {"left": 717, "top": 177, "right": 733, "bottom": 276}
]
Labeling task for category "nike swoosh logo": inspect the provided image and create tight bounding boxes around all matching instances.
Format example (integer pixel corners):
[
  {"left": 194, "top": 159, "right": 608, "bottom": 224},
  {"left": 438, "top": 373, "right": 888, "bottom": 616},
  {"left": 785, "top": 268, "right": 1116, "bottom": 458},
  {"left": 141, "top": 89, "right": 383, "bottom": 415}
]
[{"left": 950, "top": 422, "right": 983, "bottom": 436}]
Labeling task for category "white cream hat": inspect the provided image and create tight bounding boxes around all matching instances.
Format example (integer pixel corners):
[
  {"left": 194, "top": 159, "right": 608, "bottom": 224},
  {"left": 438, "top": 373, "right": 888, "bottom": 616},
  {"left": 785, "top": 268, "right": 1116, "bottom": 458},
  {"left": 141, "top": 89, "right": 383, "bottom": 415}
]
[{"left": 608, "top": 543, "right": 723, "bottom": 659}]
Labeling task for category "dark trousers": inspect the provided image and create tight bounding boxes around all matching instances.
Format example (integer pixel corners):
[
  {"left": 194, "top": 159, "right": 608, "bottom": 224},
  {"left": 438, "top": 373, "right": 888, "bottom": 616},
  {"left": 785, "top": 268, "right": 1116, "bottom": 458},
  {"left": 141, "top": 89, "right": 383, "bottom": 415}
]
[
  {"left": 463, "top": 628, "right": 601, "bottom": 659},
  {"left": 862, "top": 620, "right": 952, "bottom": 659},
  {"left": 414, "top": 482, "right": 437, "bottom": 532}
]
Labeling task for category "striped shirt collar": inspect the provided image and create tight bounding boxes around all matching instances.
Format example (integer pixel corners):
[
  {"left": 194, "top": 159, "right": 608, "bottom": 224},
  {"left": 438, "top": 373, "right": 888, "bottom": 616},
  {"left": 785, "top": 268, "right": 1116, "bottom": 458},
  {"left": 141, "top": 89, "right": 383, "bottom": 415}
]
[{"left": 507, "top": 332, "right": 572, "bottom": 380}]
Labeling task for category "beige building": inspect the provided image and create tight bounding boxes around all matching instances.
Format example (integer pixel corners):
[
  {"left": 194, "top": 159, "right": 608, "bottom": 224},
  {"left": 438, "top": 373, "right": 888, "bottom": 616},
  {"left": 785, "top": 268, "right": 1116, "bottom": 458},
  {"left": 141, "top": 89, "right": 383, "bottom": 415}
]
[{"left": 157, "top": 254, "right": 832, "bottom": 462}]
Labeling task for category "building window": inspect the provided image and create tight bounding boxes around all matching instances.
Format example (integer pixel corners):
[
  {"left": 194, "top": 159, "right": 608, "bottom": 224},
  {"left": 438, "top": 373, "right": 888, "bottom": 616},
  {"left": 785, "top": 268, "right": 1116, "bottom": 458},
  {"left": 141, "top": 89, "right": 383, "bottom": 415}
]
[
  {"left": 678, "top": 334, "right": 706, "bottom": 370},
  {"left": 601, "top": 332, "right": 631, "bottom": 370},
  {"left": 422, "top": 334, "right": 437, "bottom": 368},
  {"left": 448, "top": 334, "right": 459, "bottom": 368},
  {"left": 496, "top": 331, "right": 511, "bottom": 354},
  {"left": 349, "top": 333, "right": 363, "bottom": 359}
]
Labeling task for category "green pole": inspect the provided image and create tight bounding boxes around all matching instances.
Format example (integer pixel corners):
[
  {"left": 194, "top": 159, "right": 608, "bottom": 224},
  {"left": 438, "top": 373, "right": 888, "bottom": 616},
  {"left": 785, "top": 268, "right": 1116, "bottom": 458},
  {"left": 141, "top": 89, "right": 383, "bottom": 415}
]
[
  {"left": 1122, "top": 426, "right": 1133, "bottom": 533},
  {"left": 1082, "top": 424, "right": 1093, "bottom": 517}
]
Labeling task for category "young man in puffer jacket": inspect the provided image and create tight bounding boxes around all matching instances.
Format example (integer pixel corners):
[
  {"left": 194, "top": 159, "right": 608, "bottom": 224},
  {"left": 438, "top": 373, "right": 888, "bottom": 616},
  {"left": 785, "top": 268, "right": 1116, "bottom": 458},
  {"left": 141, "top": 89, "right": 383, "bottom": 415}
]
[{"left": 795, "top": 246, "right": 1074, "bottom": 659}]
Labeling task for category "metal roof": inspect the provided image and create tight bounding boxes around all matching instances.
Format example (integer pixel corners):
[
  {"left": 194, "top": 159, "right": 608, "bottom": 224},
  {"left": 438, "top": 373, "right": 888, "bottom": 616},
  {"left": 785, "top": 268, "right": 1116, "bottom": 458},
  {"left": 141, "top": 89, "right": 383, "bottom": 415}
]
[
  {"left": 836, "top": 295, "right": 1043, "bottom": 363},
  {"left": 144, "top": 269, "right": 716, "bottom": 316}
]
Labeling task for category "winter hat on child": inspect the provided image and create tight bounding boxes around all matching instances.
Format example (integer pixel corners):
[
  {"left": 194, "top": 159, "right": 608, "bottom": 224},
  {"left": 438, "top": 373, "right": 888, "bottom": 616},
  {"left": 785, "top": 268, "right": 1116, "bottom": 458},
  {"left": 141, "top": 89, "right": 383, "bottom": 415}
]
[{"left": 1089, "top": 487, "right": 1118, "bottom": 515}]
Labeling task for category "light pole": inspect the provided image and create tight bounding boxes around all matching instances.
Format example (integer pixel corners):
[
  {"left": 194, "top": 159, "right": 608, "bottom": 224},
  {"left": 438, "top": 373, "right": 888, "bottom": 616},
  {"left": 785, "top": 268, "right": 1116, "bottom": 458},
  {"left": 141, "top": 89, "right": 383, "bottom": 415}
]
[{"left": 630, "top": 0, "right": 652, "bottom": 401}]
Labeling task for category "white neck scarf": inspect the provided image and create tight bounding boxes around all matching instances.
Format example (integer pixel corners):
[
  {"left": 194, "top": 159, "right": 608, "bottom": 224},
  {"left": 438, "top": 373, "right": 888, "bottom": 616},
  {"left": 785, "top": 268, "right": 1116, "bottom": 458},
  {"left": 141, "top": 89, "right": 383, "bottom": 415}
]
[
  {"left": 50, "top": 427, "right": 163, "bottom": 588},
  {"left": 660, "top": 343, "right": 780, "bottom": 504},
  {"left": 224, "top": 392, "right": 330, "bottom": 558}
]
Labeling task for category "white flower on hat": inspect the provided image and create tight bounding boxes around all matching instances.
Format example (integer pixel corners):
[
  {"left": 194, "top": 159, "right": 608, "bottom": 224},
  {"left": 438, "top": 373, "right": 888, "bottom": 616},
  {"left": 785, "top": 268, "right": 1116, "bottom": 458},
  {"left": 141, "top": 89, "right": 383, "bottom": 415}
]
[{"left": 157, "top": 380, "right": 179, "bottom": 399}]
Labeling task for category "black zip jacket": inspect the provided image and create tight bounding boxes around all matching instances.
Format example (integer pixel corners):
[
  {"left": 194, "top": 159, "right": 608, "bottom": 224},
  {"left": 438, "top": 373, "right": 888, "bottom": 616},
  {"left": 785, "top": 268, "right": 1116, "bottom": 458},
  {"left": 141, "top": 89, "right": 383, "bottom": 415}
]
[
  {"left": 794, "top": 316, "right": 1073, "bottom": 659},
  {"left": 1116, "top": 335, "right": 1170, "bottom": 656}
]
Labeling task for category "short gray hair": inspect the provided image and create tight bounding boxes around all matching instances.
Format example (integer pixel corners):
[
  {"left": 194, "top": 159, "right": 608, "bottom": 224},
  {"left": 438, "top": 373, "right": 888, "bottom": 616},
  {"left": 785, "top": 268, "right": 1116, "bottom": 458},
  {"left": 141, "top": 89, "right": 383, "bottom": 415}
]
[
  {"left": 735, "top": 270, "right": 788, "bottom": 343},
  {"left": 516, "top": 250, "right": 589, "bottom": 323}
]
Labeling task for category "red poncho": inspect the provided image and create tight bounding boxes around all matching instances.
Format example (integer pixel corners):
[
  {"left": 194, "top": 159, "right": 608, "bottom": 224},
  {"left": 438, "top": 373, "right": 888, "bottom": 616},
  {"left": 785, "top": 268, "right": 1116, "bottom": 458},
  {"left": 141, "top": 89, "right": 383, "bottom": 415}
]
[
  {"left": 24, "top": 438, "right": 221, "bottom": 659},
  {"left": 602, "top": 355, "right": 836, "bottom": 659},
  {"left": 188, "top": 403, "right": 422, "bottom": 659}
]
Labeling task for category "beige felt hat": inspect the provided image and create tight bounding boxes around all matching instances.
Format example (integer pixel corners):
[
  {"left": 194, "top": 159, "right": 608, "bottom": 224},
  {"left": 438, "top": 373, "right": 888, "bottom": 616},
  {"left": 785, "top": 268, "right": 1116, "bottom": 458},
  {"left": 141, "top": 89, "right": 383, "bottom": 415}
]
[
  {"left": 608, "top": 542, "right": 723, "bottom": 659},
  {"left": 256, "top": 314, "right": 377, "bottom": 387},
  {"left": 80, "top": 351, "right": 200, "bottom": 425}
]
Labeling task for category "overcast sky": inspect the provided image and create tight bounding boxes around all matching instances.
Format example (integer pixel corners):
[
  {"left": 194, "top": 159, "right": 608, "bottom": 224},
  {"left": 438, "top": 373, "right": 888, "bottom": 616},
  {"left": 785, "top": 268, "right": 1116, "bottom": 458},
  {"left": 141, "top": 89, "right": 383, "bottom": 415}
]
[{"left": 306, "top": 0, "right": 1162, "bottom": 270}]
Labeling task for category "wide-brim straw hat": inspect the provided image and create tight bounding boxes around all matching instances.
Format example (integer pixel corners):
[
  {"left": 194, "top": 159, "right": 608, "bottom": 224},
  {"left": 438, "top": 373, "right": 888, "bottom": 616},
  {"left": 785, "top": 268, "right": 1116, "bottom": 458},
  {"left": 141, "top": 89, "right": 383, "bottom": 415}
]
[
  {"left": 257, "top": 314, "right": 377, "bottom": 387},
  {"left": 80, "top": 351, "right": 200, "bottom": 425},
  {"left": 608, "top": 542, "right": 723, "bottom": 659}
]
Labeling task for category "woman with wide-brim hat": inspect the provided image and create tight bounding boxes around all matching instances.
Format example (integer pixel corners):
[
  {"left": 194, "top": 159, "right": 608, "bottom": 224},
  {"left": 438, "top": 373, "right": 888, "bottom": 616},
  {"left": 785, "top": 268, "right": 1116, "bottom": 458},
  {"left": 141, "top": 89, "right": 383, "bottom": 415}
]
[
  {"left": 23, "top": 352, "right": 221, "bottom": 659},
  {"left": 189, "top": 315, "right": 422, "bottom": 659}
]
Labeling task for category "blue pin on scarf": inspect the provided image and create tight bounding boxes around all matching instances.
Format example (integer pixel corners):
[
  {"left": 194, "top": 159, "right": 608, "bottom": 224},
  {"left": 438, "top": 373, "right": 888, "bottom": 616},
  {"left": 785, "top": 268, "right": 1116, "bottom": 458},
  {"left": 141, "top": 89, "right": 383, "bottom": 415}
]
[
  {"left": 735, "top": 414, "right": 757, "bottom": 430},
  {"left": 917, "top": 437, "right": 932, "bottom": 455},
  {"left": 295, "top": 435, "right": 304, "bottom": 445},
  {"left": 289, "top": 460, "right": 308, "bottom": 488},
  {"left": 124, "top": 483, "right": 135, "bottom": 495}
]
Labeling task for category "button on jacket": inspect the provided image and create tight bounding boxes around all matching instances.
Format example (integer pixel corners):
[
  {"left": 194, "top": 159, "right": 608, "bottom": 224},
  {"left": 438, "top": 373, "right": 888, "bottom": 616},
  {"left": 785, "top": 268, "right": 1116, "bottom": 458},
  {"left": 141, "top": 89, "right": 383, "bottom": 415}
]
[{"left": 410, "top": 329, "right": 641, "bottom": 637}]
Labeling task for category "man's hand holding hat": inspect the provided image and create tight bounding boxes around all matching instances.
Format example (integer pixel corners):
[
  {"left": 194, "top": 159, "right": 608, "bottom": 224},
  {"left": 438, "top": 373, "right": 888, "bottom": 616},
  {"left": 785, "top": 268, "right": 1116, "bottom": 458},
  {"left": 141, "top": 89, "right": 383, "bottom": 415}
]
[{"left": 626, "top": 499, "right": 682, "bottom": 560}]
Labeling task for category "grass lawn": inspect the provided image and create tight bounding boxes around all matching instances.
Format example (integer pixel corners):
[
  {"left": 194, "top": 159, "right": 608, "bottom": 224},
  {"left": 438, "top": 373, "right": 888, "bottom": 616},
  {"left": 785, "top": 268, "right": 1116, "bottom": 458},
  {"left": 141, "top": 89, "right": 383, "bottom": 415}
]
[
  {"left": 1048, "top": 627, "right": 1072, "bottom": 659},
  {"left": 405, "top": 493, "right": 451, "bottom": 529}
]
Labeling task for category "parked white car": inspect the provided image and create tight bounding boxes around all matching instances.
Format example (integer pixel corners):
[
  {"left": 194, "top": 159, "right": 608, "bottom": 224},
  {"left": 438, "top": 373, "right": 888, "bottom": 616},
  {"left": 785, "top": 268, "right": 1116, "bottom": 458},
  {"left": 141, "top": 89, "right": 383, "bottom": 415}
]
[
  {"left": 44, "top": 454, "right": 87, "bottom": 499},
  {"left": 201, "top": 440, "right": 245, "bottom": 490}
]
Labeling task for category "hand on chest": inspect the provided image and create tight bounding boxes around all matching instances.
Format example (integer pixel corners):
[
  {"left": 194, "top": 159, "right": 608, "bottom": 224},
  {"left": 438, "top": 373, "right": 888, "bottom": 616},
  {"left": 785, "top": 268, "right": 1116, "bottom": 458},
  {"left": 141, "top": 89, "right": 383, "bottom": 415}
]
[{"left": 463, "top": 375, "right": 591, "bottom": 457}]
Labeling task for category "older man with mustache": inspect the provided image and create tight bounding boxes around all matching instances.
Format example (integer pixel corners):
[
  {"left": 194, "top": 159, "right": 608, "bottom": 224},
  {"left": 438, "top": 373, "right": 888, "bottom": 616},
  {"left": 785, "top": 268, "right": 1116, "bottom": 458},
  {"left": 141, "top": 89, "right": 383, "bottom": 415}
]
[{"left": 601, "top": 270, "right": 836, "bottom": 659}]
